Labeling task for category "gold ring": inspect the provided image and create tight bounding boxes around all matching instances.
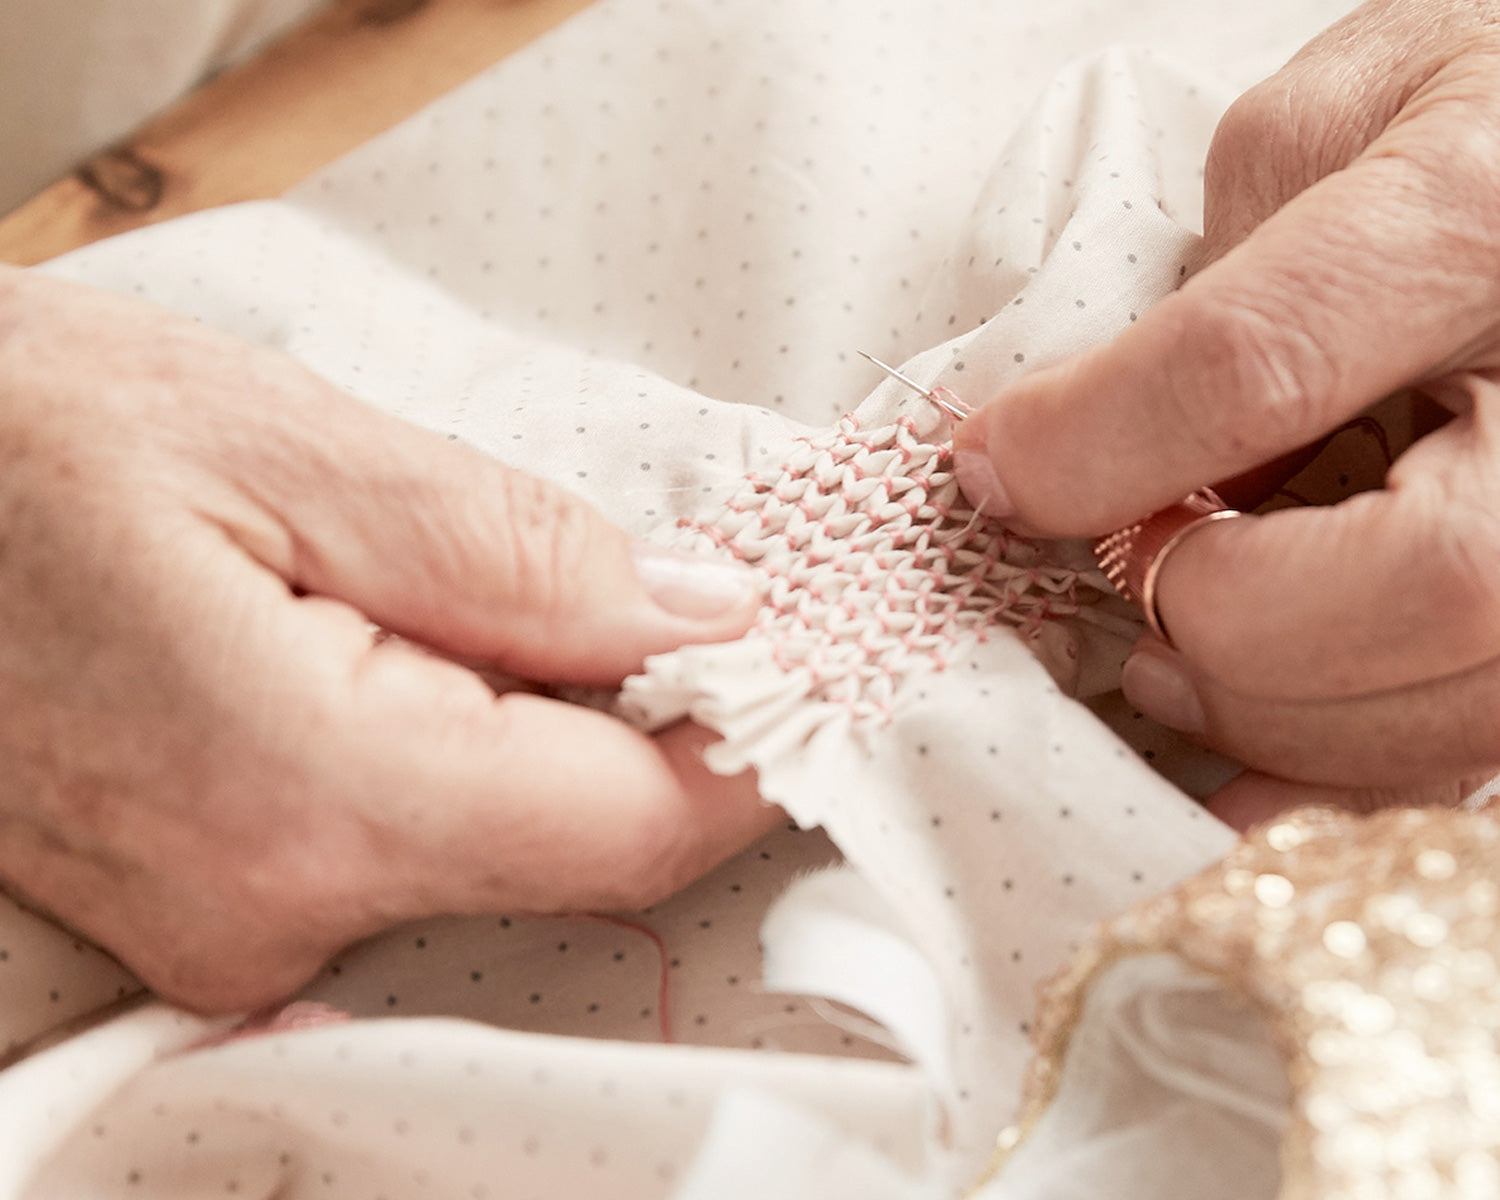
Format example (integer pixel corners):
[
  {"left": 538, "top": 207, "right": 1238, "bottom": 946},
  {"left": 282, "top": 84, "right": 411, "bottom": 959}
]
[{"left": 1092, "top": 489, "right": 1245, "bottom": 645}]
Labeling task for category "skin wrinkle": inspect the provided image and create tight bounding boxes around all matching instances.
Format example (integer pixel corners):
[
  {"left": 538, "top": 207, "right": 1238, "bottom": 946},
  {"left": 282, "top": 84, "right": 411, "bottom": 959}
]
[
  {"left": 1151, "top": 286, "right": 1344, "bottom": 470},
  {"left": 208, "top": 397, "right": 627, "bottom": 676},
  {"left": 0, "top": 265, "right": 770, "bottom": 1011},
  {"left": 1261, "top": 76, "right": 1355, "bottom": 194}
]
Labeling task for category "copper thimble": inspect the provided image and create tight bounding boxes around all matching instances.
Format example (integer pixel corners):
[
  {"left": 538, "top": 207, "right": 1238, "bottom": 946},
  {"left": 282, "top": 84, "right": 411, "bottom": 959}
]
[{"left": 1092, "top": 488, "right": 1242, "bottom": 644}]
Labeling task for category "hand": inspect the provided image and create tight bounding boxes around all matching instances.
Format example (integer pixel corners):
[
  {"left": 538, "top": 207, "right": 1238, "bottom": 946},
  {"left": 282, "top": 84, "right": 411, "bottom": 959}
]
[
  {"left": 953, "top": 0, "right": 1500, "bottom": 827},
  {"left": 0, "top": 266, "right": 773, "bottom": 1012}
]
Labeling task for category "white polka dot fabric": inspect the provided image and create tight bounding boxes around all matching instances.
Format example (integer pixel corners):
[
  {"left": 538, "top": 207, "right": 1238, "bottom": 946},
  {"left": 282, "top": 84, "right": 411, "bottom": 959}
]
[{"left": 8, "top": 0, "right": 1361, "bottom": 1196}]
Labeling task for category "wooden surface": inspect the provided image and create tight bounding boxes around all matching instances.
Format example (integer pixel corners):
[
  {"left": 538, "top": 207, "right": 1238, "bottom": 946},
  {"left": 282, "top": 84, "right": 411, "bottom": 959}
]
[{"left": 0, "top": 0, "right": 594, "bottom": 267}]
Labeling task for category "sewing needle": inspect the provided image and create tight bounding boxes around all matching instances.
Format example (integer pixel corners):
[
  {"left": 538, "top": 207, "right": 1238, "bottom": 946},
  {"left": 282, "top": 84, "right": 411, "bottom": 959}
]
[{"left": 857, "top": 350, "right": 973, "bottom": 421}]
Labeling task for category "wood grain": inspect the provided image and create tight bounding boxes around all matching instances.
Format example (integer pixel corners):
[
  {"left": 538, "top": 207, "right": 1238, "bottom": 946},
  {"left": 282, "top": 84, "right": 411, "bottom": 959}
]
[{"left": 0, "top": 0, "right": 594, "bottom": 266}]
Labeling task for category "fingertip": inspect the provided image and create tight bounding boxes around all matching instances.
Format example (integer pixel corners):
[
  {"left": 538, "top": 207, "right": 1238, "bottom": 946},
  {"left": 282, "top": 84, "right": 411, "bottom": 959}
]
[
  {"left": 1121, "top": 643, "right": 1207, "bottom": 735},
  {"left": 632, "top": 543, "right": 763, "bottom": 626},
  {"left": 1204, "top": 772, "right": 1490, "bottom": 833},
  {"left": 954, "top": 354, "right": 1163, "bottom": 538},
  {"left": 952, "top": 378, "right": 1058, "bottom": 534},
  {"left": 1204, "top": 770, "right": 1388, "bottom": 832},
  {"left": 1203, "top": 771, "right": 1305, "bottom": 832},
  {"left": 561, "top": 542, "right": 762, "bottom": 684},
  {"left": 952, "top": 446, "right": 1017, "bottom": 523}
]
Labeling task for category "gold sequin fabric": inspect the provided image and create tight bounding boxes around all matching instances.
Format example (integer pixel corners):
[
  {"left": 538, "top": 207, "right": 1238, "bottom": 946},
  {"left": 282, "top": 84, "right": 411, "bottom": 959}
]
[
  {"left": 1005, "top": 807, "right": 1500, "bottom": 1199},
  {"left": 675, "top": 412, "right": 1090, "bottom": 721}
]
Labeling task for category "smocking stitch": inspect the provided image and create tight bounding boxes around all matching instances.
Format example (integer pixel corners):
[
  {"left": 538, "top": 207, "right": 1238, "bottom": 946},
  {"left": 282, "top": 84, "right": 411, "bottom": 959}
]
[{"left": 675, "top": 413, "right": 1092, "bottom": 722}]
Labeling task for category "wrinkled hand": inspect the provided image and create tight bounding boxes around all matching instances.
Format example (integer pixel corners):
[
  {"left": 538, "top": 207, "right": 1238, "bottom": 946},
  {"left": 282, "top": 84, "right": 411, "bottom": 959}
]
[
  {"left": 954, "top": 0, "right": 1500, "bottom": 827},
  {"left": 0, "top": 267, "right": 774, "bottom": 1012}
]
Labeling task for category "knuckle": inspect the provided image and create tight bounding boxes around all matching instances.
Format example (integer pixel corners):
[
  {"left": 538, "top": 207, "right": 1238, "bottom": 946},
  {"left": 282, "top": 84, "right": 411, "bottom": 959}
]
[
  {"left": 1206, "top": 84, "right": 1284, "bottom": 185},
  {"left": 1205, "top": 67, "right": 1373, "bottom": 244},
  {"left": 1204, "top": 82, "right": 1310, "bottom": 212}
]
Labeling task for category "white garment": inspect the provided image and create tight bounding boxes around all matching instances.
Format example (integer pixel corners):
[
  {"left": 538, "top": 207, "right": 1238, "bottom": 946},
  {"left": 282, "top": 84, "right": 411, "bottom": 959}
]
[
  {"left": 0, "top": 0, "right": 325, "bottom": 214},
  {"left": 1, "top": 1, "right": 1361, "bottom": 1197}
]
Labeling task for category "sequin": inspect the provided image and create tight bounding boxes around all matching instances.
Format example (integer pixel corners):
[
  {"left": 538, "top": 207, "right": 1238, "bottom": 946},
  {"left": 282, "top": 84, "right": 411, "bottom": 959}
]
[
  {"left": 1465, "top": 880, "right": 1498, "bottom": 916},
  {"left": 984, "top": 807, "right": 1500, "bottom": 1200},
  {"left": 1415, "top": 849, "right": 1457, "bottom": 881},
  {"left": 1403, "top": 913, "right": 1447, "bottom": 948},
  {"left": 1455, "top": 949, "right": 1497, "bottom": 988},
  {"left": 1367, "top": 892, "right": 1420, "bottom": 930},
  {"left": 1254, "top": 873, "right": 1294, "bottom": 907},
  {"left": 1411, "top": 963, "right": 1451, "bottom": 1002},
  {"left": 1323, "top": 921, "right": 1367, "bottom": 958},
  {"left": 1343, "top": 993, "right": 1395, "bottom": 1036},
  {"left": 1308, "top": 1029, "right": 1352, "bottom": 1064}
]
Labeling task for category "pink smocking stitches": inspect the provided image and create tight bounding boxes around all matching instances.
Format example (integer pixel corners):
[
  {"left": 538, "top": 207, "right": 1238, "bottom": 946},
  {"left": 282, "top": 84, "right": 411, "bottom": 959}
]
[{"left": 676, "top": 413, "right": 1090, "bottom": 722}]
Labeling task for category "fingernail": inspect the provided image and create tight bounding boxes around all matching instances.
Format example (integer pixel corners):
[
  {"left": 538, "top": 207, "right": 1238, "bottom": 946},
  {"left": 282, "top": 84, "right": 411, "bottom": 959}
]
[
  {"left": 633, "top": 545, "right": 759, "bottom": 620},
  {"left": 953, "top": 448, "right": 1016, "bottom": 520},
  {"left": 1121, "top": 652, "right": 1205, "bottom": 734}
]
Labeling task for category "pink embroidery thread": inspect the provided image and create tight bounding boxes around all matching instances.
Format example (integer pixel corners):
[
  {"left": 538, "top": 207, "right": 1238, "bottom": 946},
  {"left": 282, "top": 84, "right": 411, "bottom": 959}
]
[{"left": 675, "top": 413, "right": 1089, "bottom": 721}]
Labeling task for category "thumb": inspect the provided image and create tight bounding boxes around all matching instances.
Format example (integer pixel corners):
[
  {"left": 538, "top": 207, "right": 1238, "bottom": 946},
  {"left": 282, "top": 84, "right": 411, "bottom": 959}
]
[
  {"left": 952, "top": 99, "right": 1500, "bottom": 536},
  {"left": 216, "top": 388, "right": 759, "bottom": 685}
]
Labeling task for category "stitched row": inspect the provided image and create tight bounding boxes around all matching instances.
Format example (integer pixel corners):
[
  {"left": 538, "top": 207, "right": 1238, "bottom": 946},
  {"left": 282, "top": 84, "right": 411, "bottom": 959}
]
[{"left": 678, "top": 414, "right": 1093, "bottom": 721}]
